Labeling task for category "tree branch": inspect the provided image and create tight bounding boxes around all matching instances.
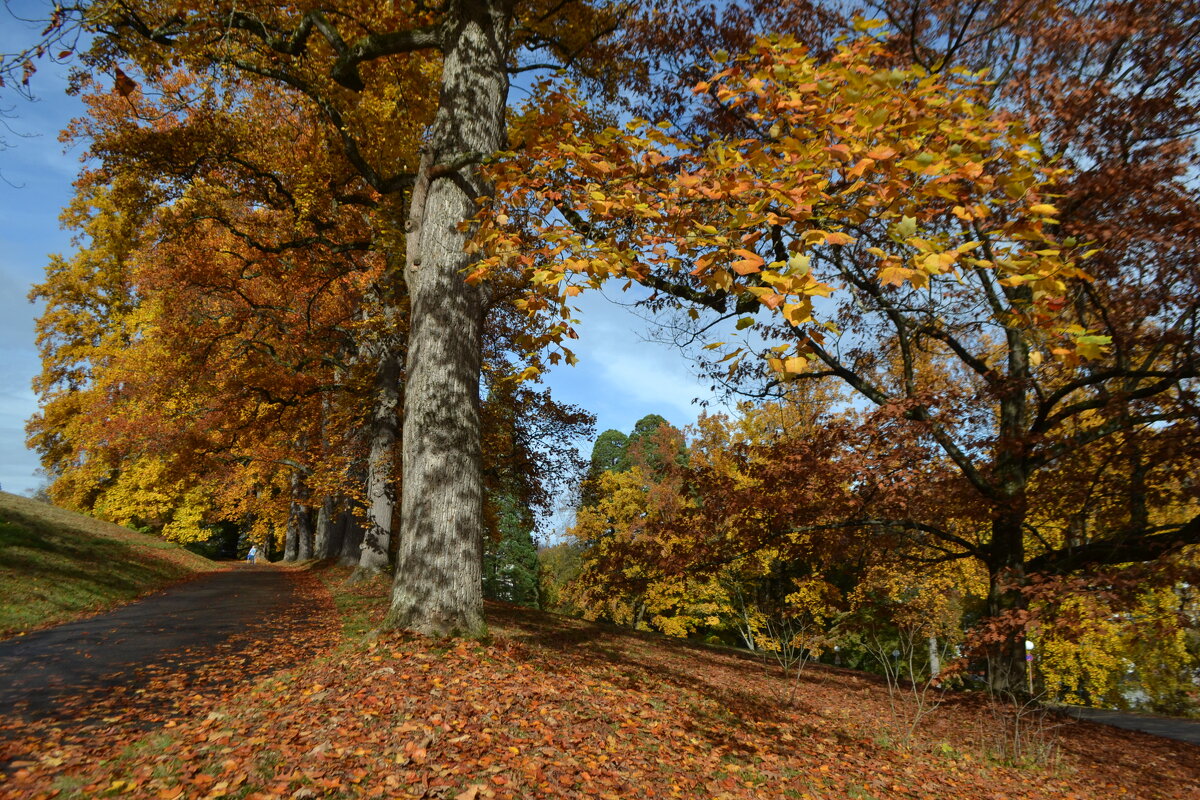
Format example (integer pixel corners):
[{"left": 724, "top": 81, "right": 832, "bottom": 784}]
[{"left": 1025, "top": 514, "right": 1200, "bottom": 573}]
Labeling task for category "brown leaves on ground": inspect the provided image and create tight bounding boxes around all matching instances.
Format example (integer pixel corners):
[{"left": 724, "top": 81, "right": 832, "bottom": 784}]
[
  {"left": 0, "top": 566, "right": 339, "bottom": 790},
  {"left": 3, "top": 569, "right": 1197, "bottom": 800}
]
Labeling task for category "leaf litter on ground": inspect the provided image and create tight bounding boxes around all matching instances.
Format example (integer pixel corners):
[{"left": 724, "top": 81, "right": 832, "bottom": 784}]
[{"left": 1, "top": 563, "right": 1196, "bottom": 799}]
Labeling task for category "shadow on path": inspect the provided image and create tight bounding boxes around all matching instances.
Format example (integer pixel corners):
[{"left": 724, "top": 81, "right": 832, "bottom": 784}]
[
  {"left": 1052, "top": 704, "right": 1200, "bottom": 747},
  {"left": 0, "top": 565, "right": 321, "bottom": 732}
]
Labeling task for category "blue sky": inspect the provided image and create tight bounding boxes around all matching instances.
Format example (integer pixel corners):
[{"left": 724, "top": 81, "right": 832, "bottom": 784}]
[
  {"left": 0, "top": 4, "right": 89, "bottom": 496},
  {"left": 0, "top": 5, "right": 718, "bottom": 497}
]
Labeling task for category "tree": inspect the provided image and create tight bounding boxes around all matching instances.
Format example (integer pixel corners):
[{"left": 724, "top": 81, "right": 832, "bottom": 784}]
[
  {"left": 14, "top": 1, "right": 610, "bottom": 634},
  {"left": 26, "top": 69, "right": 392, "bottom": 557},
  {"left": 579, "top": 429, "right": 629, "bottom": 508},
  {"left": 481, "top": 490, "right": 540, "bottom": 607},
  {"left": 479, "top": 15, "right": 1200, "bottom": 686},
  {"left": 578, "top": 415, "right": 682, "bottom": 508},
  {"left": 846, "top": 0, "right": 1200, "bottom": 690},
  {"left": 479, "top": 369, "right": 594, "bottom": 607},
  {"left": 15, "top": 2, "right": 1193, "bottom": 659},
  {"left": 625, "top": 413, "right": 687, "bottom": 478},
  {"left": 536, "top": 540, "right": 585, "bottom": 613}
]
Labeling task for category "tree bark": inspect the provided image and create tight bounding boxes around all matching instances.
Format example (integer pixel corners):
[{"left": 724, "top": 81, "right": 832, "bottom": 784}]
[
  {"left": 338, "top": 508, "right": 367, "bottom": 567},
  {"left": 384, "top": 0, "right": 509, "bottom": 637},
  {"left": 314, "top": 494, "right": 343, "bottom": 559},
  {"left": 985, "top": 304, "right": 1033, "bottom": 693},
  {"left": 986, "top": 502, "right": 1028, "bottom": 693},
  {"left": 356, "top": 332, "right": 402, "bottom": 578},
  {"left": 291, "top": 470, "right": 314, "bottom": 561},
  {"left": 283, "top": 502, "right": 300, "bottom": 562},
  {"left": 295, "top": 503, "right": 313, "bottom": 560}
]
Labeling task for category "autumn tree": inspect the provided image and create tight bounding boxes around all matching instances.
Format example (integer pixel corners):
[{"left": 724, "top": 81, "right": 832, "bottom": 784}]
[
  {"left": 29, "top": 57, "right": 596, "bottom": 586},
  {"left": 477, "top": 5, "right": 1200, "bottom": 686},
  {"left": 479, "top": 368, "right": 594, "bottom": 606},
  {"left": 566, "top": 389, "right": 849, "bottom": 643},
  {"left": 24, "top": 63, "right": 403, "bottom": 561},
  {"left": 808, "top": 0, "right": 1200, "bottom": 687},
  {"left": 9, "top": 0, "right": 619, "bottom": 635},
  {"left": 14, "top": 1, "right": 1195, "bottom": 663}
]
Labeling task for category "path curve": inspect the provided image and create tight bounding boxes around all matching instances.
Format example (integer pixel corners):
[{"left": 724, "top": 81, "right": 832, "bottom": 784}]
[
  {"left": 0, "top": 564, "right": 321, "bottom": 725},
  {"left": 1053, "top": 704, "right": 1200, "bottom": 747}
]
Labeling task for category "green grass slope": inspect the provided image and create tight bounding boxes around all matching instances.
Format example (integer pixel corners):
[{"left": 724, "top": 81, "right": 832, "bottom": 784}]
[{"left": 0, "top": 491, "right": 217, "bottom": 638}]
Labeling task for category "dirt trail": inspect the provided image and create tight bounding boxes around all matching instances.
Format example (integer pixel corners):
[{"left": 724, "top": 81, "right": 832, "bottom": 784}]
[{"left": 0, "top": 564, "right": 325, "bottom": 729}]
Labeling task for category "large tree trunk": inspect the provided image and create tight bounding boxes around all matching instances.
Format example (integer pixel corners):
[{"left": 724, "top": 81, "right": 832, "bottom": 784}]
[
  {"left": 283, "top": 523, "right": 298, "bottom": 561},
  {"left": 313, "top": 373, "right": 346, "bottom": 561},
  {"left": 283, "top": 504, "right": 299, "bottom": 562},
  {"left": 314, "top": 494, "right": 343, "bottom": 559},
  {"left": 356, "top": 334, "right": 401, "bottom": 578},
  {"left": 985, "top": 301, "right": 1033, "bottom": 693},
  {"left": 291, "top": 471, "right": 314, "bottom": 561},
  {"left": 384, "top": 0, "right": 509, "bottom": 637},
  {"left": 986, "top": 502, "right": 1029, "bottom": 693},
  {"left": 338, "top": 509, "right": 367, "bottom": 567},
  {"left": 295, "top": 503, "right": 313, "bottom": 560}
]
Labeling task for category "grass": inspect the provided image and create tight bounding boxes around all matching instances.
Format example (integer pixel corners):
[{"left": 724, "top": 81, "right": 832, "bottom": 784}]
[{"left": 0, "top": 490, "right": 217, "bottom": 638}]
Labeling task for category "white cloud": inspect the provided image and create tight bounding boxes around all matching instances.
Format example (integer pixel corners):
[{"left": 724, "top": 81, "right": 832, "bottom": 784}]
[
  {"left": 540, "top": 287, "right": 726, "bottom": 441},
  {"left": 0, "top": 384, "right": 40, "bottom": 495}
]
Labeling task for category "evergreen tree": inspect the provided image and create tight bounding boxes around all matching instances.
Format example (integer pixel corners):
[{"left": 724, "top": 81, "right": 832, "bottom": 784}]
[{"left": 482, "top": 491, "right": 540, "bottom": 607}]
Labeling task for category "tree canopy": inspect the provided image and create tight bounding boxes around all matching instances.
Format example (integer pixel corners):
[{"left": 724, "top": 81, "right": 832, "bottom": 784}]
[{"left": 4, "top": 0, "right": 1197, "bottom": 697}]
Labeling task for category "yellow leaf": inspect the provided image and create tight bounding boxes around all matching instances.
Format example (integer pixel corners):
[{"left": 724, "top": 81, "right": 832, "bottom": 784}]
[
  {"left": 853, "top": 16, "right": 888, "bottom": 31},
  {"left": 783, "top": 356, "right": 807, "bottom": 373},
  {"left": 847, "top": 157, "right": 875, "bottom": 178},
  {"left": 879, "top": 266, "right": 911, "bottom": 287},
  {"left": 787, "top": 253, "right": 811, "bottom": 276},
  {"left": 782, "top": 302, "right": 812, "bottom": 326}
]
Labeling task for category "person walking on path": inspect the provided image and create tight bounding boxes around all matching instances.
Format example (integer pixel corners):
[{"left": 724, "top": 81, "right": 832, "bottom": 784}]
[{"left": 247, "top": 545, "right": 259, "bottom": 564}]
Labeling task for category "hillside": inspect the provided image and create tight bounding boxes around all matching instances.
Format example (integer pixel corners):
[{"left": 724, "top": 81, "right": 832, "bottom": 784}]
[
  {"left": 4, "top": 566, "right": 1195, "bottom": 799},
  {"left": 0, "top": 491, "right": 217, "bottom": 638}
]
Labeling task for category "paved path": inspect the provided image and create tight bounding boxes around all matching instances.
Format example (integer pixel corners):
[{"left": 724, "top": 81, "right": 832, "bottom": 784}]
[
  {"left": 0, "top": 565, "right": 307, "bottom": 723},
  {"left": 1053, "top": 704, "right": 1200, "bottom": 747}
]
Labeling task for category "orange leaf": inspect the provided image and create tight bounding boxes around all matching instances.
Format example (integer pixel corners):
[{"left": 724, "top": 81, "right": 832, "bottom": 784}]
[{"left": 730, "top": 249, "right": 764, "bottom": 275}]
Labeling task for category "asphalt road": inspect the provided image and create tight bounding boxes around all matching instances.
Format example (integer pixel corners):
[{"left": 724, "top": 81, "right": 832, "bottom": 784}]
[
  {"left": 1054, "top": 704, "right": 1200, "bottom": 747},
  {"left": 0, "top": 565, "right": 303, "bottom": 722}
]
